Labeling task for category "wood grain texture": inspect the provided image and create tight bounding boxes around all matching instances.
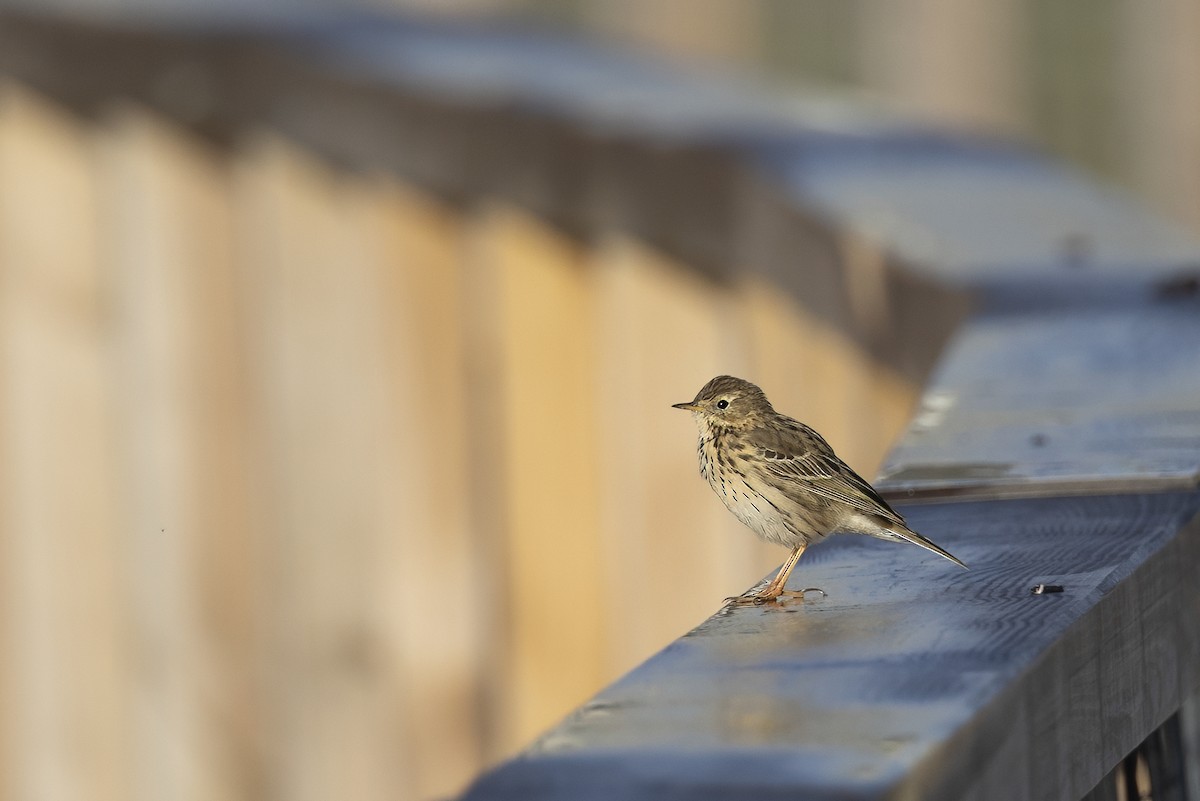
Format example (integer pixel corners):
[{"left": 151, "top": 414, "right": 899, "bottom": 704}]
[{"left": 464, "top": 491, "right": 1200, "bottom": 801}]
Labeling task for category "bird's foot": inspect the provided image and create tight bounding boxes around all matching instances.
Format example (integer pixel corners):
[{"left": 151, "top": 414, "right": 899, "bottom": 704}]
[
  {"left": 724, "top": 587, "right": 826, "bottom": 607},
  {"left": 724, "top": 592, "right": 777, "bottom": 606}
]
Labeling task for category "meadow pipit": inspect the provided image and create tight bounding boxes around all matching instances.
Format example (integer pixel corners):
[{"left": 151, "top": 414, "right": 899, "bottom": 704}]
[{"left": 674, "top": 375, "right": 966, "bottom": 605}]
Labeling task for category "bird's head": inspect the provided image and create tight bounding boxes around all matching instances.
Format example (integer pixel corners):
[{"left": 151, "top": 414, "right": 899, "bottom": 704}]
[{"left": 672, "top": 375, "right": 774, "bottom": 430}]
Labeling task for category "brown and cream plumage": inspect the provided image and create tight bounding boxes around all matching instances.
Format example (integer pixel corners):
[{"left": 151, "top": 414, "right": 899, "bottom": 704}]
[{"left": 673, "top": 375, "right": 966, "bottom": 605}]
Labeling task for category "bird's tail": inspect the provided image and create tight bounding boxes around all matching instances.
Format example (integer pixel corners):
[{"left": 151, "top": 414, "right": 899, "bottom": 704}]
[{"left": 883, "top": 525, "right": 968, "bottom": 569}]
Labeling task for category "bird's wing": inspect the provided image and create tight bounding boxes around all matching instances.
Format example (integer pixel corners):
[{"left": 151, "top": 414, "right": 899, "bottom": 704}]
[{"left": 748, "top": 419, "right": 907, "bottom": 527}]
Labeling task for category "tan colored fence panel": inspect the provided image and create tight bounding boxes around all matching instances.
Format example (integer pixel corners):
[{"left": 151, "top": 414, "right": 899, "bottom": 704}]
[
  {"left": 466, "top": 203, "right": 608, "bottom": 754},
  {"left": 373, "top": 182, "right": 484, "bottom": 801},
  {"left": 0, "top": 84, "right": 131, "bottom": 801},
  {"left": 0, "top": 82, "right": 922, "bottom": 801},
  {"left": 232, "top": 134, "right": 416, "bottom": 801},
  {"left": 98, "top": 106, "right": 256, "bottom": 801}
]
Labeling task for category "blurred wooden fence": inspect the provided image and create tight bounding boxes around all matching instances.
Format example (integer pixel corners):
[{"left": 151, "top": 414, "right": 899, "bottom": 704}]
[{"left": 0, "top": 13, "right": 959, "bottom": 800}]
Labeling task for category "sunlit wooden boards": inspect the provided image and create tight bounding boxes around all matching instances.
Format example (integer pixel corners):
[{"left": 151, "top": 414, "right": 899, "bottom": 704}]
[
  {"left": 103, "top": 122, "right": 487, "bottom": 801},
  {"left": 236, "top": 134, "right": 394, "bottom": 801},
  {"left": 0, "top": 83, "right": 131, "bottom": 801},
  {"left": 232, "top": 134, "right": 488, "bottom": 801},
  {"left": 99, "top": 105, "right": 254, "bottom": 801},
  {"left": 375, "top": 181, "right": 484, "bottom": 801},
  {"left": 0, "top": 86, "right": 491, "bottom": 801},
  {"left": 464, "top": 204, "right": 608, "bottom": 753}
]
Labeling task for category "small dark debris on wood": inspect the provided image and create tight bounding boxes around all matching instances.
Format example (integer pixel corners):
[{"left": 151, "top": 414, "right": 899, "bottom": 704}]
[
  {"left": 1031, "top": 583, "right": 1064, "bottom": 595},
  {"left": 1155, "top": 271, "right": 1200, "bottom": 300}
]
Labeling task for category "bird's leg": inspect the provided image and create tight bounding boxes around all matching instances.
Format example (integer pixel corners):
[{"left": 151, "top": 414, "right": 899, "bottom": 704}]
[
  {"left": 727, "top": 543, "right": 807, "bottom": 605},
  {"left": 759, "top": 543, "right": 806, "bottom": 599}
]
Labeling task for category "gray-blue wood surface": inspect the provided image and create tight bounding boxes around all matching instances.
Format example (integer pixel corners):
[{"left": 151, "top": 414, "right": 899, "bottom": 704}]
[{"left": 464, "top": 492, "right": 1200, "bottom": 800}]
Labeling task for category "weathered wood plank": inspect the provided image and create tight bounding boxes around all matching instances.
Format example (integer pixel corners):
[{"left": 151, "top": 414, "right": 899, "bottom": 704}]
[
  {"left": 99, "top": 105, "right": 254, "bottom": 801},
  {"left": 463, "top": 491, "right": 1200, "bottom": 801},
  {"left": 1182, "top": 690, "right": 1200, "bottom": 800},
  {"left": 465, "top": 203, "right": 607, "bottom": 755},
  {"left": 879, "top": 304, "right": 1200, "bottom": 501},
  {"left": 374, "top": 181, "right": 485, "bottom": 801},
  {"left": 0, "top": 83, "right": 131, "bottom": 801},
  {"left": 231, "top": 134, "right": 414, "bottom": 801}
]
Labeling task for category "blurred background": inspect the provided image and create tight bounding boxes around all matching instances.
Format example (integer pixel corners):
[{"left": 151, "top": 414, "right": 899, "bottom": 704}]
[{"left": 0, "top": 2, "right": 1197, "bottom": 801}]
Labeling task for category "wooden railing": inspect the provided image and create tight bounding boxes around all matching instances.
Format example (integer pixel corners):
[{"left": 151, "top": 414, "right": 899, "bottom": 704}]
[{"left": 1, "top": 9, "right": 1198, "bottom": 801}]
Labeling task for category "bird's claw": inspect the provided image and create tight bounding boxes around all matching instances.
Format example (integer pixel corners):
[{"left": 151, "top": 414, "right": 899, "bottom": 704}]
[
  {"left": 723, "top": 593, "right": 775, "bottom": 606},
  {"left": 723, "top": 587, "right": 827, "bottom": 607}
]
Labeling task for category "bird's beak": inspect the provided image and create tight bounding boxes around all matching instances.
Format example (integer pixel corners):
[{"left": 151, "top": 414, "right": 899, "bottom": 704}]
[{"left": 672, "top": 402, "right": 700, "bottom": 411}]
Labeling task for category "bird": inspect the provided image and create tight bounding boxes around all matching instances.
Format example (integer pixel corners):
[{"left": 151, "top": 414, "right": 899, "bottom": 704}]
[{"left": 673, "top": 375, "right": 966, "bottom": 605}]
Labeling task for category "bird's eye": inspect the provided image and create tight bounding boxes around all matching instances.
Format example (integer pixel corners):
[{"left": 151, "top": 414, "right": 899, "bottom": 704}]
[{"left": 716, "top": 399, "right": 729, "bottom": 410}]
